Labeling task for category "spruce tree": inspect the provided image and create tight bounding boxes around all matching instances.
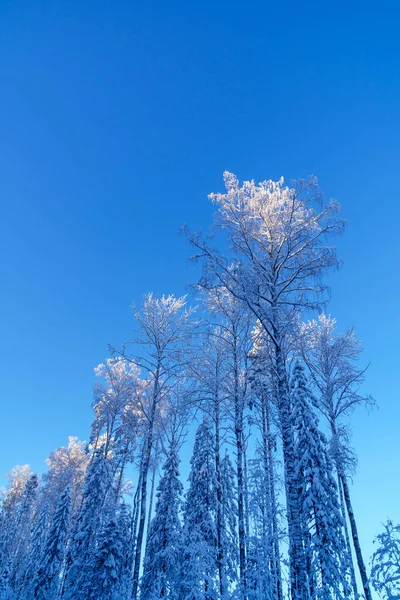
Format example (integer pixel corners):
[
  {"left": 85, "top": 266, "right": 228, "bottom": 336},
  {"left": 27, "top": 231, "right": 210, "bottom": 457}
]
[
  {"left": 140, "top": 442, "right": 183, "bottom": 600},
  {"left": 0, "top": 562, "right": 15, "bottom": 600},
  {"left": 33, "top": 485, "right": 71, "bottom": 600},
  {"left": 87, "top": 516, "right": 124, "bottom": 600},
  {"left": 220, "top": 451, "right": 238, "bottom": 596},
  {"left": 180, "top": 419, "right": 218, "bottom": 600},
  {"left": 63, "top": 451, "right": 110, "bottom": 600},
  {"left": 291, "top": 361, "right": 351, "bottom": 600}
]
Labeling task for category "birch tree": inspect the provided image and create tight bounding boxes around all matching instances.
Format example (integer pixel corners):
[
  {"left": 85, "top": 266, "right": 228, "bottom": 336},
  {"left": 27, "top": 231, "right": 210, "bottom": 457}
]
[
  {"left": 299, "top": 313, "right": 374, "bottom": 600},
  {"left": 201, "top": 287, "right": 252, "bottom": 599},
  {"left": 186, "top": 172, "right": 343, "bottom": 600},
  {"left": 113, "top": 293, "right": 195, "bottom": 600}
]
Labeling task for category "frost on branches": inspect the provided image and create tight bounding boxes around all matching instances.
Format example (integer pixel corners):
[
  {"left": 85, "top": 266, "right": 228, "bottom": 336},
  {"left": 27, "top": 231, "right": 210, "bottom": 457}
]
[{"left": 0, "top": 173, "right": 383, "bottom": 600}]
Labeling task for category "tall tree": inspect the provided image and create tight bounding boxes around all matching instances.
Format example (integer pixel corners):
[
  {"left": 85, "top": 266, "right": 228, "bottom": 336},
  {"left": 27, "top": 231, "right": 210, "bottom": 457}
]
[
  {"left": 220, "top": 451, "right": 238, "bottom": 597},
  {"left": 291, "top": 361, "right": 352, "bottom": 600},
  {"left": 91, "top": 357, "right": 142, "bottom": 493},
  {"left": 187, "top": 329, "right": 230, "bottom": 598},
  {"left": 114, "top": 293, "right": 195, "bottom": 600},
  {"left": 187, "top": 172, "right": 343, "bottom": 600},
  {"left": 87, "top": 515, "right": 125, "bottom": 600},
  {"left": 33, "top": 485, "right": 71, "bottom": 600},
  {"left": 202, "top": 287, "right": 252, "bottom": 599},
  {"left": 140, "top": 442, "right": 183, "bottom": 600},
  {"left": 63, "top": 452, "right": 110, "bottom": 600},
  {"left": 299, "top": 313, "right": 374, "bottom": 600},
  {"left": 181, "top": 419, "right": 219, "bottom": 600},
  {"left": 249, "top": 325, "right": 284, "bottom": 600}
]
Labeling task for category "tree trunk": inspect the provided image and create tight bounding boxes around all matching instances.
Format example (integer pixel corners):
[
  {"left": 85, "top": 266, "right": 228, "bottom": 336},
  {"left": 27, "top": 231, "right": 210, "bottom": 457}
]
[
  {"left": 145, "top": 438, "right": 159, "bottom": 547},
  {"left": 233, "top": 339, "right": 247, "bottom": 600},
  {"left": 214, "top": 388, "right": 225, "bottom": 600},
  {"left": 338, "top": 473, "right": 359, "bottom": 598},
  {"left": 340, "top": 473, "right": 372, "bottom": 600},
  {"left": 131, "top": 373, "right": 159, "bottom": 600},
  {"left": 273, "top": 336, "right": 309, "bottom": 600},
  {"left": 262, "top": 391, "right": 283, "bottom": 600}
]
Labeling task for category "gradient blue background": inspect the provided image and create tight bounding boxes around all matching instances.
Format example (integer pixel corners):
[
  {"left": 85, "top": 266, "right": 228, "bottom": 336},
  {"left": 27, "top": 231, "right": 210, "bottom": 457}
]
[{"left": 1, "top": 0, "right": 399, "bottom": 572}]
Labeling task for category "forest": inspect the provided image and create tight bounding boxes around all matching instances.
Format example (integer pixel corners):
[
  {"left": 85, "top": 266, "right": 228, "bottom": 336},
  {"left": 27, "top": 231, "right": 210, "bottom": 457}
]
[{"left": 1, "top": 173, "right": 398, "bottom": 600}]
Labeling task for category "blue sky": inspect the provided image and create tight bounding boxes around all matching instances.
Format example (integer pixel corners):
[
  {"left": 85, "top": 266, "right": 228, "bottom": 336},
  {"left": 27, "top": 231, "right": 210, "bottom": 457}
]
[{"left": 1, "top": 0, "right": 399, "bottom": 567}]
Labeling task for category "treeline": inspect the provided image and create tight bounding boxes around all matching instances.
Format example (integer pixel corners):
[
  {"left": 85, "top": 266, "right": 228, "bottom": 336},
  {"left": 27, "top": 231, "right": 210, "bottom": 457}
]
[{"left": 0, "top": 173, "right": 391, "bottom": 600}]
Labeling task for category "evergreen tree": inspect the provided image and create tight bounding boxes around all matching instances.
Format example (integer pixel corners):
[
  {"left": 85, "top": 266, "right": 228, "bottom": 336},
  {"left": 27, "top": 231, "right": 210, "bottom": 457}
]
[
  {"left": 11, "top": 473, "right": 39, "bottom": 592},
  {"left": 181, "top": 419, "right": 218, "bottom": 600},
  {"left": 87, "top": 516, "right": 124, "bottom": 600},
  {"left": 140, "top": 442, "right": 183, "bottom": 600},
  {"left": 63, "top": 452, "right": 110, "bottom": 600},
  {"left": 0, "top": 562, "right": 15, "bottom": 600},
  {"left": 116, "top": 503, "right": 132, "bottom": 599},
  {"left": 33, "top": 485, "right": 71, "bottom": 600},
  {"left": 291, "top": 361, "right": 351, "bottom": 600},
  {"left": 22, "top": 503, "right": 50, "bottom": 598},
  {"left": 370, "top": 519, "right": 400, "bottom": 600},
  {"left": 220, "top": 452, "right": 238, "bottom": 596}
]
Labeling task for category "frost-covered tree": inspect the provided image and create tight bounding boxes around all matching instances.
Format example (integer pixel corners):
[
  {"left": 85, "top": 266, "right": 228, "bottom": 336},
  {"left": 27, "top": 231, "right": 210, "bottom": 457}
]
[
  {"left": 140, "top": 442, "right": 183, "bottom": 600},
  {"left": 220, "top": 451, "right": 238, "bottom": 596},
  {"left": 42, "top": 437, "right": 88, "bottom": 518},
  {"left": 63, "top": 451, "right": 110, "bottom": 600},
  {"left": 299, "top": 313, "right": 374, "bottom": 600},
  {"left": 246, "top": 447, "right": 284, "bottom": 600},
  {"left": 201, "top": 287, "right": 252, "bottom": 598},
  {"left": 116, "top": 503, "right": 133, "bottom": 599},
  {"left": 249, "top": 324, "right": 284, "bottom": 600},
  {"left": 87, "top": 515, "right": 124, "bottom": 600},
  {"left": 92, "top": 357, "right": 143, "bottom": 496},
  {"left": 181, "top": 419, "right": 219, "bottom": 600},
  {"left": 370, "top": 520, "right": 400, "bottom": 600},
  {"left": 9, "top": 473, "right": 39, "bottom": 591},
  {"left": 33, "top": 485, "right": 71, "bottom": 600},
  {"left": 113, "top": 293, "right": 195, "bottom": 600},
  {"left": 187, "top": 172, "right": 343, "bottom": 600},
  {"left": 291, "top": 361, "right": 351, "bottom": 600},
  {"left": 22, "top": 503, "right": 50, "bottom": 597},
  {"left": 0, "top": 562, "right": 15, "bottom": 600},
  {"left": 187, "top": 329, "right": 230, "bottom": 598}
]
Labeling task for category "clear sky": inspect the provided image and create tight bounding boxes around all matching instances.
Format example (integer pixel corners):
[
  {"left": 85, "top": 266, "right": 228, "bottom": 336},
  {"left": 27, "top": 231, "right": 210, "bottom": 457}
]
[{"left": 1, "top": 0, "right": 399, "bottom": 570}]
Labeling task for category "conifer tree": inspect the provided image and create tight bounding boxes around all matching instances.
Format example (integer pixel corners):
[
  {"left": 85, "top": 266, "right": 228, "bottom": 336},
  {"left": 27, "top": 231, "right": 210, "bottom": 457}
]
[
  {"left": 22, "top": 504, "right": 49, "bottom": 598},
  {"left": 0, "top": 562, "right": 15, "bottom": 600},
  {"left": 87, "top": 516, "right": 124, "bottom": 600},
  {"left": 370, "top": 519, "right": 400, "bottom": 600},
  {"left": 291, "top": 361, "right": 351, "bottom": 600},
  {"left": 33, "top": 485, "right": 71, "bottom": 600},
  {"left": 220, "top": 452, "right": 238, "bottom": 596},
  {"left": 63, "top": 452, "right": 110, "bottom": 600},
  {"left": 140, "top": 442, "right": 183, "bottom": 600},
  {"left": 181, "top": 419, "right": 219, "bottom": 600}
]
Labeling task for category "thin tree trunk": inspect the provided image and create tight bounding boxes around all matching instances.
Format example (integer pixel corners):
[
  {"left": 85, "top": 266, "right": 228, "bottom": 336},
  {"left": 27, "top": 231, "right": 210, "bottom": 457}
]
[
  {"left": 131, "top": 372, "right": 159, "bottom": 600},
  {"left": 242, "top": 429, "right": 250, "bottom": 561},
  {"left": 273, "top": 334, "right": 309, "bottom": 600},
  {"left": 214, "top": 387, "right": 225, "bottom": 600},
  {"left": 338, "top": 473, "right": 359, "bottom": 598},
  {"left": 262, "top": 391, "right": 283, "bottom": 600},
  {"left": 145, "top": 438, "right": 159, "bottom": 547},
  {"left": 234, "top": 360, "right": 247, "bottom": 600},
  {"left": 340, "top": 473, "right": 372, "bottom": 600}
]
